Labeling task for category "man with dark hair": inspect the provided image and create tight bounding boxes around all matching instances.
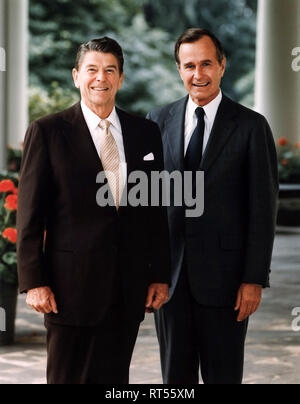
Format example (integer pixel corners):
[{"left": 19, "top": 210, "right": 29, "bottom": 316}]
[
  {"left": 147, "top": 28, "right": 278, "bottom": 384},
  {"left": 17, "top": 37, "right": 170, "bottom": 384},
  {"left": 75, "top": 37, "right": 125, "bottom": 73}
]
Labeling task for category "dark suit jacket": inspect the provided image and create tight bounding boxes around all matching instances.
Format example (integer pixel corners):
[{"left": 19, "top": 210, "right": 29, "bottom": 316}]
[
  {"left": 148, "top": 95, "right": 279, "bottom": 307},
  {"left": 17, "top": 102, "right": 171, "bottom": 326}
]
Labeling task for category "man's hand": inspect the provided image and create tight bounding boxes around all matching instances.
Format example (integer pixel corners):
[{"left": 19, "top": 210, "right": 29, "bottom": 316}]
[
  {"left": 145, "top": 283, "right": 169, "bottom": 313},
  {"left": 26, "top": 287, "right": 58, "bottom": 314},
  {"left": 235, "top": 283, "right": 262, "bottom": 322}
]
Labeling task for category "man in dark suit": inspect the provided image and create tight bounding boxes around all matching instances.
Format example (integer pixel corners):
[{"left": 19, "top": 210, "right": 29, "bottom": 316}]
[
  {"left": 147, "top": 28, "right": 278, "bottom": 384},
  {"left": 17, "top": 37, "right": 170, "bottom": 384}
]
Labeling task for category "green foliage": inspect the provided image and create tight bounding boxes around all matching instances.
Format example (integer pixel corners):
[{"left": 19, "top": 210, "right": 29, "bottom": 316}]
[
  {"left": 29, "top": 82, "right": 79, "bottom": 123},
  {"left": 29, "top": 0, "right": 142, "bottom": 89},
  {"left": 143, "top": 0, "right": 257, "bottom": 102},
  {"left": 29, "top": 0, "right": 257, "bottom": 117},
  {"left": 116, "top": 15, "right": 185, "bottom": 114},
  {"left": 29, "top": 0, "right": 184, "bottom": 116}
]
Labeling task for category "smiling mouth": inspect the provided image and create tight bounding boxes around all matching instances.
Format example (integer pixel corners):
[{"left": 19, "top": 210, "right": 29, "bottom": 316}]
[
  {"left": 91, "top": 87, "right": 109, "bottom": 92},
  {"left": 193, "top": 82, "right": 210, "bottom": 88}
]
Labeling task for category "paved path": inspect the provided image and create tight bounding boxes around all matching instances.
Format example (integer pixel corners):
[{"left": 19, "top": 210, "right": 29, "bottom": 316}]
[{"left": 0, "top": 229, "right": 300, "bottom": 384}]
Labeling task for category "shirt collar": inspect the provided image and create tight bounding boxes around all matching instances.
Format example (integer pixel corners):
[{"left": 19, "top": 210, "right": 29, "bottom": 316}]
[
  {"left": 187, "top": 90, "right": 223, "bottom": 123},
  {"left": 80, "top": 100, "right": 121, "bottom": 133}
]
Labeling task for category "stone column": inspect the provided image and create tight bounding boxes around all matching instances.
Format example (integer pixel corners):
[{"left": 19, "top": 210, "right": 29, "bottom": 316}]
[
  {"left": 255, "top": 0, "right": 300, "bottom": 143},
  {"left": 0, "top": 0, "right": 7, "bottom": 170},
  {"left": 0, "top": 0, "right": 28, "bottom": 169},
  {"left": 7, "top": 0, "right": 28, "bottom": 149}
]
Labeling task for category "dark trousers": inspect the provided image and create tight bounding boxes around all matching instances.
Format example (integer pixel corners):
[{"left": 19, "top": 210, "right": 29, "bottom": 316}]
[
  {"left": 155, "top": 266, "right": 248, "bottom": 384},
  {"left": 45, "top": 304, "right": 140, "bottom": 384}
]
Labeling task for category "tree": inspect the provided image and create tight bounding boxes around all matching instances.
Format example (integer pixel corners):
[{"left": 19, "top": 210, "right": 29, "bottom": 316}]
[
  {"left": 29, "top": 0, "right": 184, "bottom": 116},
  {"left": 116, "top": 15, "right": 184, "bottom": 114},
  {"left": 29, "top": 0, "right": 257, "bottom": 117},
  {"left": 29, "top": 0, "right": 141, "bottom": 89},
  {"left": 143, "top": 0, "right": 258, "bottom": 103}
]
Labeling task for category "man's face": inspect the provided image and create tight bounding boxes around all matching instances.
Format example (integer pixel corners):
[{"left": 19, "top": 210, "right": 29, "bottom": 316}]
[
  {"left": 72, "top": 51, "right": 124, "bottom": 116},
  {"left": 178, "top": 36, "right": 226, "bottom": 106}
]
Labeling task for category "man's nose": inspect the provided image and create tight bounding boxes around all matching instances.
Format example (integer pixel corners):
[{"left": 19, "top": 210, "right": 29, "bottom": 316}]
[
  {"left": 96, "top": 71, "right": 105, "bottom": 81},
  {"left": 194, "top": 66, "right": 203, "bottom": 80}
]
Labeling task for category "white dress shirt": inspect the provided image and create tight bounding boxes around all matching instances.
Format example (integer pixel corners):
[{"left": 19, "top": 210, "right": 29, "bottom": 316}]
[
  {"left": 184, "top": 91, "right": 223, "bottom": 156},
  {"left": 80, "top": 100, "right": 127, "bottom": 188}
]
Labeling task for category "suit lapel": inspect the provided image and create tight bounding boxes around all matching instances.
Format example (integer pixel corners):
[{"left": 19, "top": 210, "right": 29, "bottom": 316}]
[
  {"left": 164, "top": 97, "right": 188, "bottom": 172},
  {"left": 115, "top": 108, "right": 136, "bottom": 180},
  {"left": 115, "top": 108, "right": 142, "bottom": 215},
  {"left": 200, "top": 96, "right": 238, "bottom": 172},
  {"left": 62, "top": 102, "right": 104, "bottom": 174},
  {"left": 64, "top": 105, "right": 141, "bottom": 214},
  {"left": 61, "top": 103, "right": 120, "bottom": 215}
]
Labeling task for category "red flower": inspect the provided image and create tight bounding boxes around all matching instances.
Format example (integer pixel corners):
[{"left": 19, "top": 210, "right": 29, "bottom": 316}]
[
  {"left": 278, "top": 138, "right": 289, "bottom": 147},
  {"left": 2, "top": 228, "right": 17, "bottom": 244},
  {"left": 281, "top": 158, "right": 289, "bottom": 166},
  {"left": 4, "top": 194, "right": 18, "bottom": 211},
  {"left": 0, "top": 179, "right": 17, "bottom": 193}
]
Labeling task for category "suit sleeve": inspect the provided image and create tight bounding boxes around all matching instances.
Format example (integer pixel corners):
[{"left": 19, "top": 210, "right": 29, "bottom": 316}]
[
  {"left": 148, "top": 122, "right": 171, "bottom": 285},
  {"left": 243, "top": 117, "right": 279, "bottom": 287},
  {"left": 17, "top": 121, "right": 51, "bottom": 293}
]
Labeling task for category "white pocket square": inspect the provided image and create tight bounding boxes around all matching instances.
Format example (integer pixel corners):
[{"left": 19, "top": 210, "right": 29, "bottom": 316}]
[{"left": 143, "top": 153, "right": 155, "bottom": 161}]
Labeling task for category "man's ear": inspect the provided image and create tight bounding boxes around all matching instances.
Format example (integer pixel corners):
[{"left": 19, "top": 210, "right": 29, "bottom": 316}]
[
  {"left": 177, "top": 63, "right": 184, "bottom": 82},
  {"left": 220, "top": 57, "right": 227, "bottom": 77},
  {"left": 72, "top": 68, "right": 80, "bottom": 89},
  {"left": 118, "top": 72, "right": 125, "bottom": 90}
]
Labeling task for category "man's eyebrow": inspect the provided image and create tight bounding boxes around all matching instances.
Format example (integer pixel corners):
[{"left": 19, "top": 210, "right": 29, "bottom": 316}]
[
  {"left": 183, "top": 59, "right": 213, "bottom": 67},
  {"left": 84, "top": 64, "right": 118, "bottom": 69},
  {"left": 183, "top": 62, "right": 195, "bottom": 67}
]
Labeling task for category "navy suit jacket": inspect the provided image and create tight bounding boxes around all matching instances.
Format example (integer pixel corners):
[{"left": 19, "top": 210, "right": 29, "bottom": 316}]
[{"left": 148, "top": 95, "right": 279, "bottom": 307}]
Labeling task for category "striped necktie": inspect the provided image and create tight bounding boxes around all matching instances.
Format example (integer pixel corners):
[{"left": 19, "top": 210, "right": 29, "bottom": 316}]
[{"left": 99, "top": 120, "right": 122, "bottom": 209}]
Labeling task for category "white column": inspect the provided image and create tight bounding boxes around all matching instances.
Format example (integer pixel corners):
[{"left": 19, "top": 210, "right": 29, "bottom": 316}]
[
  {"left": 7, "top": 0, "right": 28, "bottom": 149},
  {"left": 0, "top": 0, "right": 28, "bottom": 168},
  {"left": 255, "top": 0, "right": 300, "bottom": 142},
  {"left": 0, "top": 0, "right": 7, "bottom": 170}
]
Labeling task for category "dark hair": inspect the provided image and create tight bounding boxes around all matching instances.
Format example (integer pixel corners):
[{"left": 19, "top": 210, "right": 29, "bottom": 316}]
[
  {"left": 75, "top": 37, "right": 124, "bottom": 73},
  {"left": 175, "top": 28, "right": 225, "bottom": 66}
]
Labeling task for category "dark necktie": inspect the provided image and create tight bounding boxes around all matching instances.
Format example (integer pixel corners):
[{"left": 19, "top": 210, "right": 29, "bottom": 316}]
[{"left": 185, "top": 107, "right": 205, "bottom": 172}]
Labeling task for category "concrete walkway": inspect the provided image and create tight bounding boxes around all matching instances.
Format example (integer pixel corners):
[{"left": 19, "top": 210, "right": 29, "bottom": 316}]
[{"left": 0, "top": 228, "right": 300, "bottom": 384}]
